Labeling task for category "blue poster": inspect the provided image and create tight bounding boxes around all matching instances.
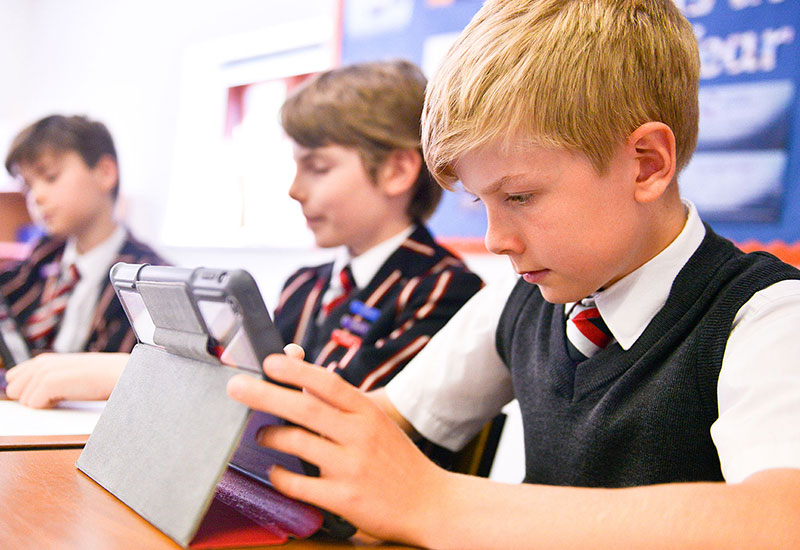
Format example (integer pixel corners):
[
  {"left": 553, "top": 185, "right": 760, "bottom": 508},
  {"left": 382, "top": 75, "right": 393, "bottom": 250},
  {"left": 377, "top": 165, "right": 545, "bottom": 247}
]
[
  {"left": 342, "top": 0, "right": 800, "bottom": 244},
  {"left": 681, "top": 0, "right": 798, "bottom": 237}
]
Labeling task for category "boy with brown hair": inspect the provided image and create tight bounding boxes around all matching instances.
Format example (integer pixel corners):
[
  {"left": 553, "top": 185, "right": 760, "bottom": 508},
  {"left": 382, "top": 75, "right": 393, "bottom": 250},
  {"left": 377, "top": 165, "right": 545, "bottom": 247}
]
[
  {"left": 227, "top": 1, "right": 800, "bottom": 547},
  {"left": 274, "top": 59, "right": 482, "bottom": 390},
  {"left": 1, "top": 115, "right": 167, "bottom": 398}
]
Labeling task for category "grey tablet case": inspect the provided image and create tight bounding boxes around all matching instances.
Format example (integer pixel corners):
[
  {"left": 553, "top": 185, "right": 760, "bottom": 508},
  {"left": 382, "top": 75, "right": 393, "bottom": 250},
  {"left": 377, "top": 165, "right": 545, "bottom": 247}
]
[{"left": 76, "top": 263, "right": 291, "bottom": 547}]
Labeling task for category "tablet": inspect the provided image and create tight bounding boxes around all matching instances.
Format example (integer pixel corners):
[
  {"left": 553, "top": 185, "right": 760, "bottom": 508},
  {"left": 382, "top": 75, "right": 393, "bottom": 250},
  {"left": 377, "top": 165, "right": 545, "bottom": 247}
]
[
  {"left": 0, "top": 295, "right": 30, "bottom": 369},
  {"left": 107, "top": 263, "right": 355, "bottom": 540}
]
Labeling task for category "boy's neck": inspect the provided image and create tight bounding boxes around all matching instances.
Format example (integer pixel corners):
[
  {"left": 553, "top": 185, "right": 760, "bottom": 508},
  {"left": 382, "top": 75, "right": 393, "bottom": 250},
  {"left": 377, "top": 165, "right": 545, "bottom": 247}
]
[
  {"left": 629, "top": 196, "right": 689, "bottom": 280},
  {"left": 650, "top": 195, "right": 689, "bottom": 258},
  {"left": 73, "top": 212, "right": 119, "bottom": 255},
  {"left": 346, "top": 216, "right": 414, "bottom": 258}
]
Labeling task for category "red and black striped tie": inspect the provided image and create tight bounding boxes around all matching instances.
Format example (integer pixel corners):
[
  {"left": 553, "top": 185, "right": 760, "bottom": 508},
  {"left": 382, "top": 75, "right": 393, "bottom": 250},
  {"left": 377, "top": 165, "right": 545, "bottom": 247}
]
[
  {"left": 23, "top": 264, "right": 80, "bottom": 350},
  {"left": 565, "top": 298, "right": 614, "bottom": 362},
  {"left": 321, "top": 265, "right": 354, "bottom": 317}
]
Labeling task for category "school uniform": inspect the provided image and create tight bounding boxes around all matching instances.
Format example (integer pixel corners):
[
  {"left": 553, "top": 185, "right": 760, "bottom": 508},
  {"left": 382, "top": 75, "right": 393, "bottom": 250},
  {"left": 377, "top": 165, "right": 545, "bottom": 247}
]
[
  {"left": 0, "top": 227, "right": 168, "bottom": 354},
  {"left": 386, "top": 200, "right": 800, "bottom": 485},
  {"left": 274, "top": 224, "right": 483, "bottom": 391}
]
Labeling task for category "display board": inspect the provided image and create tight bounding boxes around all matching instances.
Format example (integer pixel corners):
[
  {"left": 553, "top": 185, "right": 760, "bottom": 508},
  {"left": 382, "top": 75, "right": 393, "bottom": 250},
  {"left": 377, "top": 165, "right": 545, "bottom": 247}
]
[{"left": 341, "top": 0, "right": 800, "bottom": 247}]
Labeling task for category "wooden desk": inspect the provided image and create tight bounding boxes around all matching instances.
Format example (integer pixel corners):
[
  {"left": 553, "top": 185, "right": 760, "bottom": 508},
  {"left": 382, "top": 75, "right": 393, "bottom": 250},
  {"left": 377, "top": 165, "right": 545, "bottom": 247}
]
[
  {"left": 0, "top": 433, "right": 88, "bottom": 450},
  {"left": 0, "top": 449, "right": 414, "bottom": 549}
]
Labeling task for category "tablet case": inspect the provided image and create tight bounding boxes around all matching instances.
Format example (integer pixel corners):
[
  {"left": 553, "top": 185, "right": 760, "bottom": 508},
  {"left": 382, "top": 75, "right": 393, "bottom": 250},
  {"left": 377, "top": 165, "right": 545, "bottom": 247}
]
[{"left": 76, "top": 263, "right": 324, "bottom": 547}]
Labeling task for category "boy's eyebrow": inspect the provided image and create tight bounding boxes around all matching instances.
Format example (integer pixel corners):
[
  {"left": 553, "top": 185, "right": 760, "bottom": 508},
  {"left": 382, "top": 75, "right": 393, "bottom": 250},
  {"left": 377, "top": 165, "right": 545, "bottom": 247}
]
[
  {"left": 481, "top": 174, "right": 530, "bottom": 195},
  {"left": 294, "top": 150, "right": 322, "bottom": 163}
]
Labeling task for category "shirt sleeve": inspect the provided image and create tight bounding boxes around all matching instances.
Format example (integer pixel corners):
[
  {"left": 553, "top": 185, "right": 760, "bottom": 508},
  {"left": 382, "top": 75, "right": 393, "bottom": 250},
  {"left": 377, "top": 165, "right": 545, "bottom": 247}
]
[
  {"left": 711, "top": 278, "right": 800, "bottom": 483},
  {"left": 384, "top": 271, "right": 519, "bottom": 451}
]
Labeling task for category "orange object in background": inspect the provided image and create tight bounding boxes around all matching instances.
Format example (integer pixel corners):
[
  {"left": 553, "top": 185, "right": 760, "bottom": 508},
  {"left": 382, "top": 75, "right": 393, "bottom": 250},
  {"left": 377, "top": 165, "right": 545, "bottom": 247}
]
[
  {"left": 738, "top": 240, "right": 800, "bottom": 268},
  {"left": 0, "top": 191, "right": 33, "bottom": 262}
]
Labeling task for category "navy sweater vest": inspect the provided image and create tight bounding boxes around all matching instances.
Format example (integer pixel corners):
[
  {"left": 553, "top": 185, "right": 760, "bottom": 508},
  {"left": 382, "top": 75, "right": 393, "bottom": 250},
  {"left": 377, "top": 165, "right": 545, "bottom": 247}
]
[{"left": 496, "top": 227, "right": 800, "bottom": 487}]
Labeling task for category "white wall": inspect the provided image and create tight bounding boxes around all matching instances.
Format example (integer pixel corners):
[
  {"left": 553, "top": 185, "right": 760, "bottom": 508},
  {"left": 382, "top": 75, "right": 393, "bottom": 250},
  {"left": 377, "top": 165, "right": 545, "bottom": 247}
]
[{"left": 0, "top": 0, "right": 512, "bottom": 302}]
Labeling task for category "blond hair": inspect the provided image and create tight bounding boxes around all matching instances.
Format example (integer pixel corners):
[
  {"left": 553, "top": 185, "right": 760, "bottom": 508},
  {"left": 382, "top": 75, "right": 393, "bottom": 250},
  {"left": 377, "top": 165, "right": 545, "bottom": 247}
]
[
  {"left": 423, "top": 0, "right": 700, "bottom": 187},
  {"left": 281, "top": 59, "right": 442, "bottom": 221}
]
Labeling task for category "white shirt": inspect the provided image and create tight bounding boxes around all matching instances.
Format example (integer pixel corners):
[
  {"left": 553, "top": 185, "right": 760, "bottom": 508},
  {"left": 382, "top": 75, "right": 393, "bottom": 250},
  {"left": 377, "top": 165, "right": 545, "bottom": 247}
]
[
  {"left": 53, "top": 225, "right": 127, "bottom": 353},
  {"left": 318, "top": 226, "right": 415, "bottom": 322},
  {"left": 386, "top": 200, "right": 800, "bottom": 483}
]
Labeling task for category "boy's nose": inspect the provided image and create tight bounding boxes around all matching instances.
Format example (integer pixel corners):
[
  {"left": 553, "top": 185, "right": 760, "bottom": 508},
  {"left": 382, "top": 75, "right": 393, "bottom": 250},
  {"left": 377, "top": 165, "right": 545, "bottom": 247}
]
[
  {"left": 288, "top": 177, "right": 305, "bottom": 203},
  {"left": 28, "top": 183, "right": 46, "bottom": 206},
  {"left": 484, "top": 212, "right": 524, "bottom": 257}
]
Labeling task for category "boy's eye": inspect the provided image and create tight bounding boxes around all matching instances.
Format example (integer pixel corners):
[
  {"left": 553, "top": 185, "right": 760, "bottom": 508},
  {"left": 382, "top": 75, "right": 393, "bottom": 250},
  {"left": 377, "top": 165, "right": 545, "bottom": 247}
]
[
  {"left": 304, "top": 161, "right": 331, "bottom": 175},
  {"left": 505, "top": 193, "right": 533, "bottom": 205},
  {"left": 44, "top": 172, "right": 59, "bottom": 183}
]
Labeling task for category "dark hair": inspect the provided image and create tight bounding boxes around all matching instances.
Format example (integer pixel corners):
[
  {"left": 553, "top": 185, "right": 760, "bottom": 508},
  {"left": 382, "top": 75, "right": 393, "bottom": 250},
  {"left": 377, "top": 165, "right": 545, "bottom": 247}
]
[
  {"left": 5, "top": 114, "right": 119, "bottom": 198},
  {"left": 281, "top": 60, "right": 442, "bottom": 222}
]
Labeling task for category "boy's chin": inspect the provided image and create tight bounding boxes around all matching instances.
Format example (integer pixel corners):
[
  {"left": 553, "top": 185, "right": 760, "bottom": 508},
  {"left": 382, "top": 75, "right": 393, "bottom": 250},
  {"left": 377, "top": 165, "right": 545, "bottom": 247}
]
[
  {"left": 41, "top": 224, "right": 63, "bottom": 237},
  {"left": 537, "top": 284, "right": 595, "bottom": 305},
  {"left": 312, "top": 235, "right": 344, "bottom": 250}
]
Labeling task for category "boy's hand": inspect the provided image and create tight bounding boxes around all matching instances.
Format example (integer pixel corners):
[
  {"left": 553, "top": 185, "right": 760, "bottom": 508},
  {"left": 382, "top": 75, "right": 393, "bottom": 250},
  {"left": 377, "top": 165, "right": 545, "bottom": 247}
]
[
  {"left": 5, "top": 352, "right": 127, "bottom": 408},
  {"left": 226, "top": 353, "right": 449, "bottom": 545}
]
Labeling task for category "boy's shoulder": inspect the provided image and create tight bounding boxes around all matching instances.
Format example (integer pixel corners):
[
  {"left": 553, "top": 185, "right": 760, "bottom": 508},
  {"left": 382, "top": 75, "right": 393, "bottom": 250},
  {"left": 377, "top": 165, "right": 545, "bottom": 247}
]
[
  {"left": 279, "top": 224, "right": 482, "bottom": 297},
  {"left": 395, "top": 224, "right": 475, "bottom": 277},
  {"left": 1, "top": 235, "right": 65, "bottom": 277},
  {"left": 117, "top": 230, "right": 169, "bottom": 267}
]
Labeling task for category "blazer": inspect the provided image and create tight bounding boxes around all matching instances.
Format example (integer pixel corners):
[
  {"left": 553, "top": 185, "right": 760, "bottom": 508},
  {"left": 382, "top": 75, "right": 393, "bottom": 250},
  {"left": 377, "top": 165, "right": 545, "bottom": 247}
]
[
  {"left": 0, "top": 231, "right": 168, "bottom": 353},
  {"left": 274, "top": 224, "right": 483, "bottom": 390}
]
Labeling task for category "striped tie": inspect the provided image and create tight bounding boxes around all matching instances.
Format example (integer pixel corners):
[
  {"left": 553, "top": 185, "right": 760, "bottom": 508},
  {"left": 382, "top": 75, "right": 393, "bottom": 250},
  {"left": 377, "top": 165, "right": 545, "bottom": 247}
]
[
  {"left": 565, "top": 298, "right": 614, "bottom": 362},
  {"left": 23, "top": 264, "right": 80, "bottom": 350},
  {"left": 321, "top": 265, "right": 354, "bottom": 317}
]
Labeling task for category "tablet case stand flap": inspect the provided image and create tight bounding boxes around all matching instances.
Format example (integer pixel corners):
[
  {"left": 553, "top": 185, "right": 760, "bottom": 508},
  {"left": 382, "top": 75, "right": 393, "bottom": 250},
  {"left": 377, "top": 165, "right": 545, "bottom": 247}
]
[{"left": 77, "top": 343, "right": 252, "bottom": 547}]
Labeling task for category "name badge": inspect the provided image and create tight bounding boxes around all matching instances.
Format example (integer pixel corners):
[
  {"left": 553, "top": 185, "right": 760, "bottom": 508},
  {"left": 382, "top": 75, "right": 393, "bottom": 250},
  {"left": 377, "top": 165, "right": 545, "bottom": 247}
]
[
  {"left": 331, "top": 328, "right": 361, "bottom": 349},
  {"left": 340, "top": 314, "right": 370, "bottom": 336},
  {"left": 349, "top": 300, "right": 380, "bottom": 322}
]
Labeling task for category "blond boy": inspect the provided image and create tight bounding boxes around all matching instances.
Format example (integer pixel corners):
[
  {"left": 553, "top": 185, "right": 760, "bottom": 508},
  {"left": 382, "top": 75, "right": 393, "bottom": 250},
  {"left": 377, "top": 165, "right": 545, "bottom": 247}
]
[{"left": 228, "top": 0, "right": 800, "bottom": 547}]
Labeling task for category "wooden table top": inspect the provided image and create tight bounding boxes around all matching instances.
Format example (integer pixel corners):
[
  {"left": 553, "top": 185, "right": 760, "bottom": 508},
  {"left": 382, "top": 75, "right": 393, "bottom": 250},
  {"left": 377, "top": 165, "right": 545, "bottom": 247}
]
[
  {"left": 0, "top": 433, "right": 89, "bottom": 449},
  {"left": 0, "top": 449, "right": 415, "bottom": 550}
]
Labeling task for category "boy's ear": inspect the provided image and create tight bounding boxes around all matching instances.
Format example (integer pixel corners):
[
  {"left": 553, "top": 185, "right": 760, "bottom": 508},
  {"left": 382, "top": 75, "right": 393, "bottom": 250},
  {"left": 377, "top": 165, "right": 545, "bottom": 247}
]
[
  {"left": 93, "top": 154, "right": 119, "bottom": 195},
  {"left": 376, "top": 149, "right": 421, "bottom": 197},
  {"left": 628, "top": 122, "right": 676, "bottom": 204}
]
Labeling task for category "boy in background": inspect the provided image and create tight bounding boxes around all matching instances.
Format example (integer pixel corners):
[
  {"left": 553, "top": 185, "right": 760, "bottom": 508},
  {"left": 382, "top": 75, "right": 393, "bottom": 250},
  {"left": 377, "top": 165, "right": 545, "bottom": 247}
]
[
  {"left": 5, "top": 61, "right": 482, "bottom": 407},
  {"left": 228, "top": 1, "right": 800, "bottom": 547},
  {"left": 276, "top": 59, "right": 482, "bottom": 390},
  {"left": 1, "top": 115, "right": 166, "bottom": 399}
]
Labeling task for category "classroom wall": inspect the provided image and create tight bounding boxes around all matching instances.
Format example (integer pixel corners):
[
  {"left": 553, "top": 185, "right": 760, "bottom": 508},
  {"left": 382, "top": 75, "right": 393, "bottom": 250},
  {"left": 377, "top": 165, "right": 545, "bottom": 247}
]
[
  {"left": 0, "top": 0, "right": 512, "bottom": 306},
  {"left": 0, "top": 0, "right": 520, "bottom": 481}
]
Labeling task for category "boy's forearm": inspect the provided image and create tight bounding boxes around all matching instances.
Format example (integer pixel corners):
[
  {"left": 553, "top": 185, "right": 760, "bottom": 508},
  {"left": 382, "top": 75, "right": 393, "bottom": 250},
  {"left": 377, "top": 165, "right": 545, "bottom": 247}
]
[{"left": 418, "top": 468, "right": 800, "bottom": 550}]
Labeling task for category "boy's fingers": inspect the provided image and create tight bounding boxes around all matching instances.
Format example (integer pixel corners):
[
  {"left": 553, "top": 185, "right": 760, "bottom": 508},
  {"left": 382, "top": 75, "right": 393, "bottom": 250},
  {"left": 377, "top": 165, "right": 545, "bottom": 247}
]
[
  {"left": 227, "top": 374, "right": 354, "bottom": 442},
  {"left": 4, "top": 359, "right": 33, "bottom": 384},
  {"left": 268, "top": 465, "right": 343, "bottom": 515},
  {"left": 283, "top": 343, "right": 305, "bottom": 360},
  {"left": 261, "top": 354, "right": 369, "bottom": 414},
  {"left": 4, "top": 366, "right": 34, "bottom": 398},
  {"left": 257, "top": 425, "right": 339, "bottom": 472}
]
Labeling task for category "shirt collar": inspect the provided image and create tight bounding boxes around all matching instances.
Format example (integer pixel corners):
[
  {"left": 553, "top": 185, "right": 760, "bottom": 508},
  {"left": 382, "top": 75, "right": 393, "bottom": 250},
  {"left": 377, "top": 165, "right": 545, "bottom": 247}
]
[
  {"left": 567, "top": 199, "right": 706, "bottom": 350},
  {"left": 61, "top": 225, "right": 127, "bottom": 284},
  {"left": 331, "top": 225, "right": 415, "bottom": 289}
]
